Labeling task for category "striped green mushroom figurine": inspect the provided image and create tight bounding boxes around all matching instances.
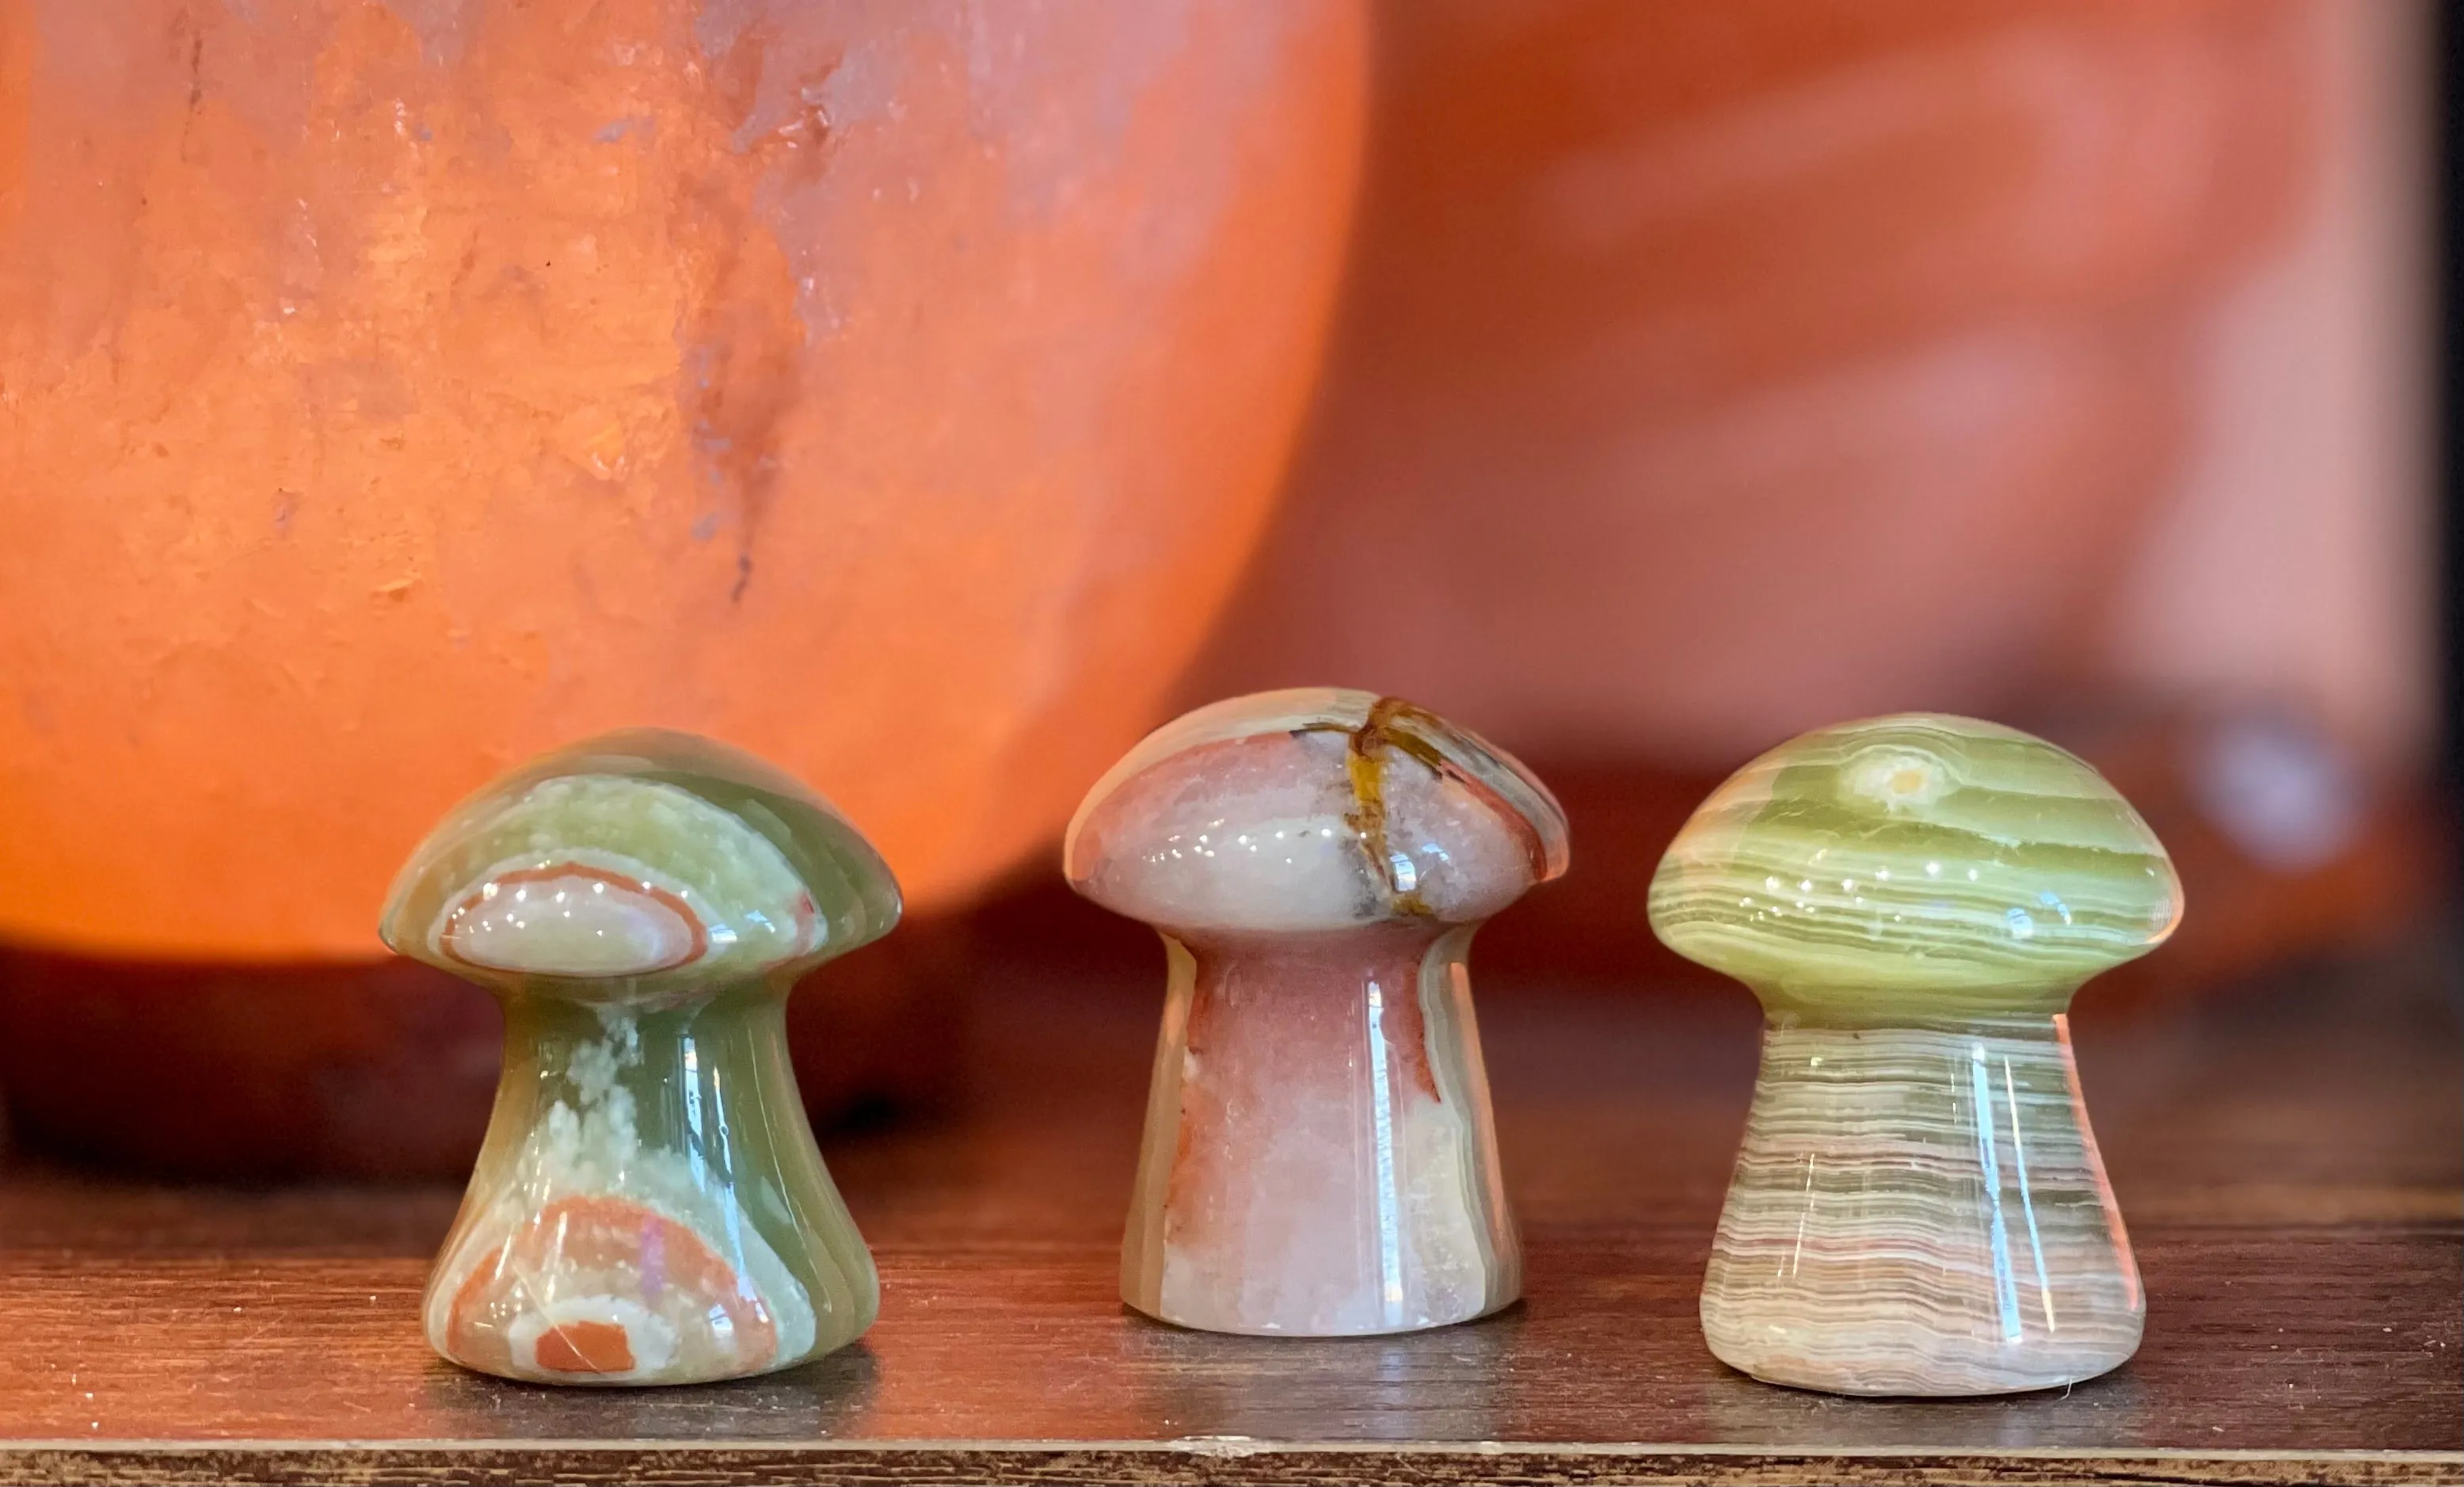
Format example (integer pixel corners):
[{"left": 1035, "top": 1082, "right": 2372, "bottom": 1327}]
[
  {"left": 1649, "top": 714, "right": 2180, "bottom": 1397},
  {"left": 379, "top": 730, "right": 898, "bottom": 1386}
]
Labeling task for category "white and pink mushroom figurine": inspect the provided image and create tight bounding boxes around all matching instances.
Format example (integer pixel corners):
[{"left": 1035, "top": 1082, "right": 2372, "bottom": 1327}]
[{"left": 1066, "top": 688, "right": 1569, "bottom": 1336}]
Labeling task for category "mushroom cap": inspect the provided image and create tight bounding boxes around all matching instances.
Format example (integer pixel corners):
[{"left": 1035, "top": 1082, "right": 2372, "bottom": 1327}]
[
  {"left": 1648, "top": 714, "right": 2180, "bottom": 1011},
  {"left": 1064, "top": 688, "right": 1567, "bottom": 935},
  {"left": 379, "top": 729, "right": 900, "bottom": 993}
]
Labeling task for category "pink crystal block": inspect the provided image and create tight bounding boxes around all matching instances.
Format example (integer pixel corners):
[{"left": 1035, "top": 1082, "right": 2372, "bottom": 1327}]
[{"left": 1066, "top": 689, "right": 1568, "bottom": 1335}]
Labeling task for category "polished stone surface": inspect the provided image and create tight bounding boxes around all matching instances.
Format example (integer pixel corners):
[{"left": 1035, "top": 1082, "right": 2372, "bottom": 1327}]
[
  {"left": 1068, "top": 689, "right": 1566, "bottom": 1336},
  {"left": 5, "top": 937, "right": 2456, "bottom": 1484},
  {"left": 380, "top": 730, "right": 898, "bottom": 1385},
  {"left": 1651, "top": 713, "right": 2178, "bottom": 1396}
]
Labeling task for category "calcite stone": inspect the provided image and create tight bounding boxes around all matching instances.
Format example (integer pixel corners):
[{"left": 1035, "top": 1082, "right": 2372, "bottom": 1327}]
[
  {"left": 1068, "top": 688, "right": 1567, "bottom": 1336},
  {"left": 1651, "top": 714, "right": 2180, "bottom": 1396},
  {"left": 381, "top": 730, "right": 896, "bottom": 1385}
]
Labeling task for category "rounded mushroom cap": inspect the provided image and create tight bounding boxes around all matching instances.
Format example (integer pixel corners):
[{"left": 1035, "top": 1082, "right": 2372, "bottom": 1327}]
[
  {"left": 1064, "top": 688, "right": 1567, "bottom": 936},
  {"left": 1648, "top": 714, "right": 2180, "bottom": 1014},
  {"left": 379, "top": 729, "right": 900, "bottom": 996}
]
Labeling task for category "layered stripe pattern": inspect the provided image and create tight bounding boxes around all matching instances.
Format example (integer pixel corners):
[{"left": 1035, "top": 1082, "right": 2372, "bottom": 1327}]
[
  {"left": 1655, "top": 715, "right": 2173, "bottom": 1395},
  {"left": 1648, "top": 714, "right": 2180, "bottom": 1020},
  {"left": 1701, "top": 1016, "right": 2142, "bottom": 1395}
]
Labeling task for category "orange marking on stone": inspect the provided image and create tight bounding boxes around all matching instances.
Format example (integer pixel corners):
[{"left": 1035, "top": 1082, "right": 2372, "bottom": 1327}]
[
  {"left": 437, "top": 861, "right": 709, "bottom": 970},
  {"left": 444, "top": 1193, "right": 776, "bottom": 1382},
  {"left": 1378, "top": 956, "right": 1444, "bottom": 1104},
  {"left": 531, "top": 1318, "right": 635, "bottom": 1374}
]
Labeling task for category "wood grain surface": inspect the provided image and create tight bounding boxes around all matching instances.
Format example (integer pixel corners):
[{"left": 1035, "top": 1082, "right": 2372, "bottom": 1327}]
[{"left": 0, "top": 940, "right": 2455, "bottom": 1486}]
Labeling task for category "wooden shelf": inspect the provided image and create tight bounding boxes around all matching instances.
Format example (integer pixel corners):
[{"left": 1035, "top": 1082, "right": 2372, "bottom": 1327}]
[{"left": 2, "top": 944, "right": 2456, "bottom": 1486}]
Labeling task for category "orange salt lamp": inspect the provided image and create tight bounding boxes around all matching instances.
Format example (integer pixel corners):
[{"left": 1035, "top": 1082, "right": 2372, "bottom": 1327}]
[{"left": 0, "top": 0, "right": 1367, "bottom": 1171}]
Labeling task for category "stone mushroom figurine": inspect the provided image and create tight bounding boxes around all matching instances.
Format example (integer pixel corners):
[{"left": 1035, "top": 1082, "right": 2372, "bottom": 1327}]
[
  {"left": 379, "top": 730, "right": 898, "bottom": 1386},
  {"left": 1650, "top": 714, "right": 2180, "bottom": 1396},
  {"left": 1066, "top": 688, "right": 1569, "bottom": 1335}
]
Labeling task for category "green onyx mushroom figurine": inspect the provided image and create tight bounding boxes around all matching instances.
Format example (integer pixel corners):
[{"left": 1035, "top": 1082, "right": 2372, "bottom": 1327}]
[
  {"left": 379, "top": 730, "right": 898, "bottom": 1386},
  {"left": 1649, "top": 714, "right": 2180, "bottom": 1397}
]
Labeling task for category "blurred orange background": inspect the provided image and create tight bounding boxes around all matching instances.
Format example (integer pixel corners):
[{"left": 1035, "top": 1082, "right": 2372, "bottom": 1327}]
[
  {"left": 1200, "top": 0, "right": 2432, "bottom": 776},
  {"left": 0, "top": 0, "right": 2441, "bottom": 1176}
]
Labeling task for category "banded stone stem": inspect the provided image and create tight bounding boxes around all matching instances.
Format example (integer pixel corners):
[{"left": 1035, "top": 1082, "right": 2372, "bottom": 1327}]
[
  {"left": 1651, "top": 713, "right": 2180, "bottom": 1397},
  {"left": 1704, "top": 1012, "right": 2140, "bottom": 1396}
]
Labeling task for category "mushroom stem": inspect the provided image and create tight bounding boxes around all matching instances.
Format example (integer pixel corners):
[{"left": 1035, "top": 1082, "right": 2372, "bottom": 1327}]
[
  {"left": 1122, "top": 923, "right": 1521, "bottom": 1336},
  {"left": 424, "top": 980, "right": 878, "bottom": 1385},
  {"left": 1703, "top": 1009, "right": 2142, "bottom": 1396}
]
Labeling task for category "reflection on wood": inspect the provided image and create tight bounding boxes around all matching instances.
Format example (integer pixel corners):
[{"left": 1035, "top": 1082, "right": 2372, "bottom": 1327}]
[{"left": 0, "top": 940, "right": 2454, "bottom": 1484}]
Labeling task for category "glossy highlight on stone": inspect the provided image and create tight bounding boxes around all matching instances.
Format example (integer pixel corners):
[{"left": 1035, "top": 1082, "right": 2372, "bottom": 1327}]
[
  {"left": 1651, "top": 713, "right": 2180, "bottom": 1397},
  {"left": 1068, "top": 688, "right": 1567, "bottom": 1336},
  {"left": 380, "top": 730, "right": 897, "bottom": 1385}
]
